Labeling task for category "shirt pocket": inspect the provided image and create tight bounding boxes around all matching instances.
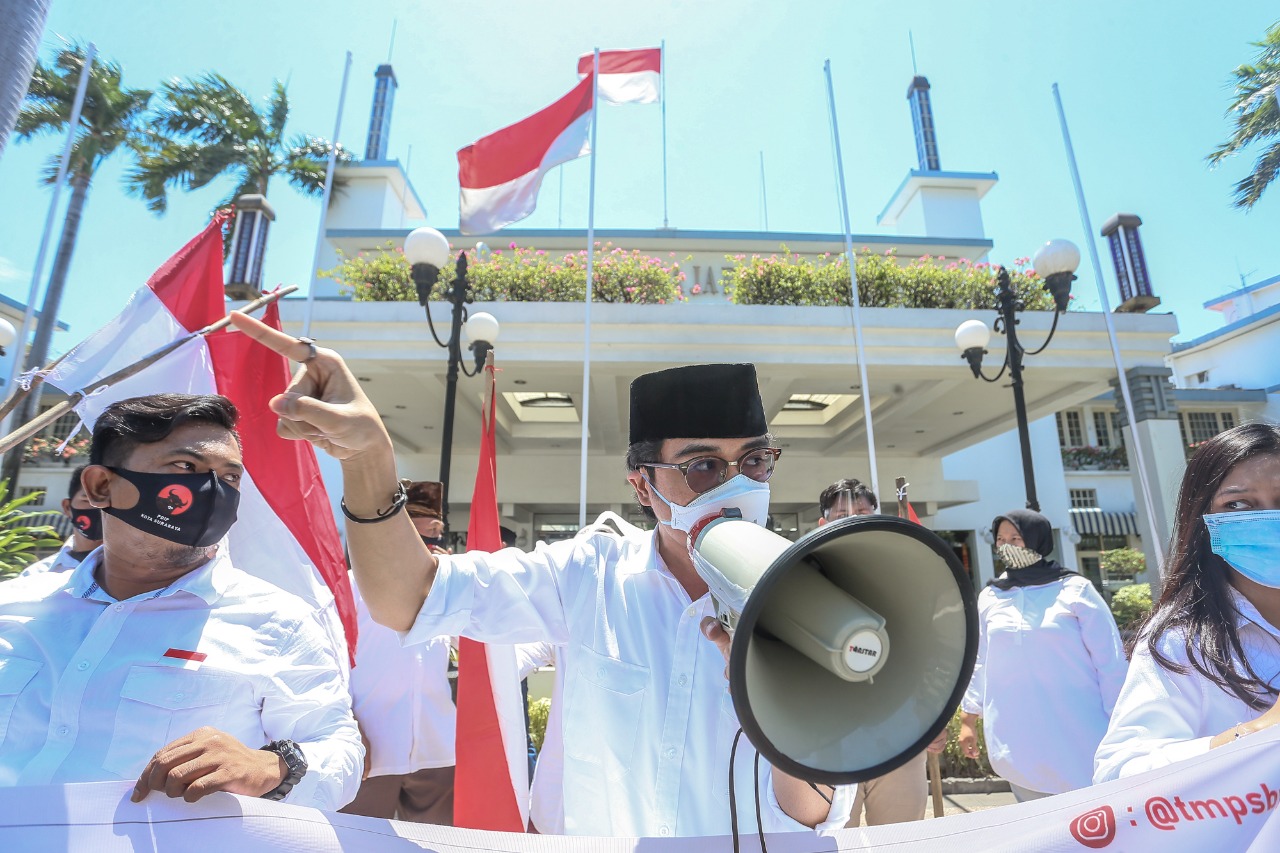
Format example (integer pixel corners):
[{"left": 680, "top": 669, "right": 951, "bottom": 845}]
[
  {"left": 562, "top": 645, "right": 649, "bottom": 782},
  {"left": 0, "top": 656, "right": 41, "bottom": 744},
  {"left": 103, "top": 665, "right": 237, "bottom": 778}
]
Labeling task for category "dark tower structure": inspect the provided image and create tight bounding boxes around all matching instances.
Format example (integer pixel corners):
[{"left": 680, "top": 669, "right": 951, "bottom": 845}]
[
  {"left": 1101, "top": 213, "right": 1161, "bottom": 313},
  {"left": 907, "top": 76, "right": 941, "bottom": 172},
  {"left": 364, "top": 63, "right": 397, "bottom": 161}
]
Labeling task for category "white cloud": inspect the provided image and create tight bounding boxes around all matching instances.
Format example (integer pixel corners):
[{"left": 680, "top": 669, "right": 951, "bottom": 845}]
[{"left": 0, "top": 257, "right": 26, "bottom": 283}]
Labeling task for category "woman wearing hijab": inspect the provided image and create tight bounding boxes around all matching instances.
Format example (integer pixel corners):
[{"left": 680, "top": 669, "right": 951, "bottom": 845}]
[
  {"left": 957, "top": 508, "right": 1128, "bottom": 801},
  {"left": 1094, "top": 423, "right": 1280, "bottom": 783}
]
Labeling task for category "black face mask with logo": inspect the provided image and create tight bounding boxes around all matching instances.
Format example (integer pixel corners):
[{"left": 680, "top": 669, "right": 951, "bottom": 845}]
[
  {"left": 104, "top": 467, "right": 240, "bottom": 548},
  {"left": 420, "top": 535, "right": 446, "bottom": 549},
  {"left": 70, "top": 506, "right": 103, "bottom": 541}
]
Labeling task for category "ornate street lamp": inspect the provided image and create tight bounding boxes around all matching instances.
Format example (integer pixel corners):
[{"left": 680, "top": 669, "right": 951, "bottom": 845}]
[
  {"left": 954, "top": 239, "right": 1080, "bottom": 512},
  {"left": 404, "top": 227, "right": 500, "bottom": 538}
]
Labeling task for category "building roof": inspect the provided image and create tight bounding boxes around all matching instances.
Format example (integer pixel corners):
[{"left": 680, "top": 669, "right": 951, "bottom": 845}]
[
  {"left": 1202, "top": 272, "right": 1280, "bottom": 310},
  {"left": 334, "top": 159, "right": 427, "bottom": 220},
  {"left": 876, "top": 169, "right": 999, "bottom": 226},
  {"left": 0, "top": 292, "right": 69, "bottom": 331},
  {"left": 1170, "top": 299, "right": 1280, "bottom": 354}
]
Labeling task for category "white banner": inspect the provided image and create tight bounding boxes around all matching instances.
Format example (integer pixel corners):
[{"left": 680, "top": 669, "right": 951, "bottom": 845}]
[{"left": 3, "top": 727, "right": 1279, "bottom": 851}]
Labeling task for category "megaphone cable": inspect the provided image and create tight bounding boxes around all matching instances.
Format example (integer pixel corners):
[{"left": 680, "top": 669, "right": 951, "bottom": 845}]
[{"left": 727, "top": 726, "right": 779, "bottom": 853}]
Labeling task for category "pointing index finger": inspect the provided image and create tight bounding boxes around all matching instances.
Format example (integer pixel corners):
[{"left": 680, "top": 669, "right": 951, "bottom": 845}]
[{"left": 228, "top": 311, "right": 313, "bottom": 363}]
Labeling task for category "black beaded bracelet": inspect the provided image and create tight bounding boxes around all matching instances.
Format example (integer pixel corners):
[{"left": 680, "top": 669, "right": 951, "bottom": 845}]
[{"left": 340, "top": 480, "right": 408, "bottom": 524}]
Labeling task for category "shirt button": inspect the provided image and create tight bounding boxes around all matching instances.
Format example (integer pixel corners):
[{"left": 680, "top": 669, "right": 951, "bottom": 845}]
[
  {"left": 596, "top": 667, "right": 606, "bottom": 679},
  {"left": 173, "top": 693, "right": 185, "bottom": 701},
  {"left": 114, "top": 604, "right": 123, "bottom": 612},
  {"left": 664, "top": 747, "right": 677, "bottom": 760},
  {"left": 659, "top": 826, "right": 670, "bottom": 836},
  {"left": 76, "top": 661, "right": 89, "bottom": 671},
  {"left": 677, "top": 674, "right": 688, "bottom": 686},
  {"left": 57, "top": 726, "right": 69, "bottom": 736}
]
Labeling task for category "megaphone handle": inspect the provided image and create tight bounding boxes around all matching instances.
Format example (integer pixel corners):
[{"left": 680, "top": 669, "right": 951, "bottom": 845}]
[
  {"left": 713, "top": 596, "right": 738, "bottom": 636},
  {"left": 928, "top": 752, "right": 944, "bottom": 817}
]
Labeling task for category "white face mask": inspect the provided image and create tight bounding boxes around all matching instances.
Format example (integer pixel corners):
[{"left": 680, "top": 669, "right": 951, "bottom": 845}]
[{"left": 643, "top": 473, "right": 771, "bottom": 533}]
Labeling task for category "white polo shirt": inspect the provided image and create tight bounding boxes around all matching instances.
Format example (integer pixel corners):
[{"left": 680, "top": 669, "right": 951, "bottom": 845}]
[
  {"left": 349, "top": 576, "right": 455, "bottom": 777},
  {"left": 0, "top": 549, "right": 362, "bottom": 810},
  {"left": 961, "top": 574, "right": 1128, "bottom": 794},
  {"left": 1094, "top": 589, "right": 1280, "bottom": 783},
  {"left": 19, "top": 539, "right": 84, "bottom": 578},
  {"left": 402, "top": 525, "right": 854, "bottom": 838}
]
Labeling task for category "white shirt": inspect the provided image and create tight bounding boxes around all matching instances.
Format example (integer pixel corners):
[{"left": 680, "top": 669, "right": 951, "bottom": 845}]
[
  {"left": 961, "top": 575, "right": 1128, "bottom": 794},
  {"left": 19, "top": 539, "right": 84, "bottom": 578},
  {"left": 349, "top": 575, "right": 455, "bottom": 777},
  {"left": 1094, "top": 589, "right": 1280, "bottom": 783},
  {"left": 0, "top": 549, "right": 362, "bottom": 810},
  {"left": 402, "top": 525, "right": 854, "bottom": 838}
]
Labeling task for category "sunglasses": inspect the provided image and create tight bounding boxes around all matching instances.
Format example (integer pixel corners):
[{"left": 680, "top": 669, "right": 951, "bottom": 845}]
[{"left": 645, "top": 447, "right": 782, "bottom": 494}]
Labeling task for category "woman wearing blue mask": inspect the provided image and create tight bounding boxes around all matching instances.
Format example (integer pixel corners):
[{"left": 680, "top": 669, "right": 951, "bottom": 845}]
[
  {"left": 958, "top": 508, "right": 1128, "bottom": 801},
  {"left": 1094, "top": 422, "right": 1280, "bottom": 783}
]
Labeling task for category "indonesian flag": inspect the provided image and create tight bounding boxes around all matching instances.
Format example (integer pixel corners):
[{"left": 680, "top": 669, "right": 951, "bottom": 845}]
[
  {"left": 453, "top": 362, "right": 529, "bottom": 830},
  {"left": 42, "top": 212, "right": 357, "bottom": 664},
  {"left": 457, "top": 75, "right": 593, "bottom": 235},
  {"left": 577, "top": 47, "right": 662, "bottom": 105}
]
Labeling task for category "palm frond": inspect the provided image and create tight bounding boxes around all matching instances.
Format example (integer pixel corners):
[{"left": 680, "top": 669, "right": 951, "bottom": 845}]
[
  {"left": 266, "top": 80, "right": 289, "bottom": 144},
  {"left": 1232, "top": 140, "right": 1280, "bottom": 209},
  {"left": 153, "top": 73, "right": 262, "bottom": 145},
  {"left": 1209, "top": 22, "right": 1280, "bottom": 206},
  {"left": 281, "top": 135, "right": 352, "bottom": 197}
]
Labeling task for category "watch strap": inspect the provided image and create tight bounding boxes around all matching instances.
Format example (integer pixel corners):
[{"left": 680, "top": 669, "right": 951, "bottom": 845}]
[{"left": 259, "top": 739, "right": 307, "bottom": 801}]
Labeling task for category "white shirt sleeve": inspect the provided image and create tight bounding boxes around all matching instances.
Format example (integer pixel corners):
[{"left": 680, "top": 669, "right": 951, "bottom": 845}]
[
  {"left": 401, "top": 538, "right": 591, "bottom": 648},
  {"left": 1092, "top": 633, "right": 1213, "bottom": 784},
  {"left": 960, "top": 590, "right": 990, "bottom": 716},
  {"left": 1068, "top": 579, "right": 1129, "bottom": 715},
  {"left": 261, "top": 619, "right": 364, "bottom": 810}
]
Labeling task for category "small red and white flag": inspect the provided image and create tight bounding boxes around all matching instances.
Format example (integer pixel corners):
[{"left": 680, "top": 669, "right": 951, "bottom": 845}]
[
  {"left": 577, "top": 47, "right": 662, "bottom": 105},
  {"left": 43, "top": 212, "right": 357, "bottom": 664},
  {"left": 457, "top": 75, "right": 594, "bottom": 234}
]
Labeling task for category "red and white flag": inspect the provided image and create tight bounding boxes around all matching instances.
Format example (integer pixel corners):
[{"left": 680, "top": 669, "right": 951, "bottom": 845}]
[
  {"left": 457, "top": 75, "right": 593, "bottom": 234},
  {"left": 577, "top": 47, "right": 662, "bottom": 105},
  {"left": 453, "top": 362, "right": 529, "bottom": 831},
  {"left": 43, "top": 212, "right": 357, "bottom": 664}
]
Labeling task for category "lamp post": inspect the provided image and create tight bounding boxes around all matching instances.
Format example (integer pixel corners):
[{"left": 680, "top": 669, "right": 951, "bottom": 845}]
[
  {"left": 954, "top": 239, "right": 1080, "bottom": 512},
  {"left": 404, "top": 227, "right": 500, "bottom": 540}
]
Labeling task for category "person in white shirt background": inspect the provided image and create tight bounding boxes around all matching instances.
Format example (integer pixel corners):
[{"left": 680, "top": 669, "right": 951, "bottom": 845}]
[
  {"left": 958, "top": 508, "right": 1127, "bottom": 802},
  {"left": 19, "top": 465, "right": 103, "bottom": 577},
  {"left": 816, "top": 478, "right": 946, "bottom": 827},
  {"left": 226, "top": 308, "right": 855, "bottom": 839},
  {"left": 341, "top": 480, "right": 457, "bottom": 824},
  {"left": 0, "top": 393, "right": 362, "bottom": 809},
  {"left": 1095, "top": 421, "right": 1280, "bottom": 782}
]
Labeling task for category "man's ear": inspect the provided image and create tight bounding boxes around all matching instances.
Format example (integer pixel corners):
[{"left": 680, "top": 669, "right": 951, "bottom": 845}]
[
  {"left": 626, "top": 470, "right": 653, "bottom": 509},
  {"left": 80, "top": 465, "right": 113, "bottom": 507},
  {"left": 817, "top": 516, "right": 827, "bottom": 526},
  {"left": 60, "top": 497, "right": 72, "bottom": 518}
]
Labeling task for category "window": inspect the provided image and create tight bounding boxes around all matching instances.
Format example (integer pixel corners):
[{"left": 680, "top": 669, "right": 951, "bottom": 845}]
[
  {"left": 1092, "top": 411, "right": 1126, "bottom": 448},
  {"left": 1056, "top": 410, "right": 1084, "bottom": 448},
  {"left": 1069, "top": 489, "right": 1099, "bottom": 509},
  {"left": 1182, "top": 411, "right": 1237, "bottom": 447}
]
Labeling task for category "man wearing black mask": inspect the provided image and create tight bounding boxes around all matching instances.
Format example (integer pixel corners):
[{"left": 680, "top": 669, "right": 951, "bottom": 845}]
[
  {"left": 21, "top": 465, "right": 103, "bottom": 577},
  {"left": 0, "top": 394, "right": 362, "bottom": 808}
]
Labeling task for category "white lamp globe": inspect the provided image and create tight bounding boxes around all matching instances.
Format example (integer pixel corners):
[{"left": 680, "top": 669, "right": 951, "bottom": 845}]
[
  {"left": 475, "top": 241, "right": 491, "bottom": 258},
  {"left": 1032, "top": 239, "right": 1081, "bottom": 278},
  {"left": 404, "top": 227, "right": 451, "bottom": 268},
  {"left": 954, "top": 319, "right": 991, "bottom": 352},
  {"left": 464, "top": 312, "right": 500, "bottom": 346},
  {"left": 0, "top": 317, "right": 16, "bottom": 350}
]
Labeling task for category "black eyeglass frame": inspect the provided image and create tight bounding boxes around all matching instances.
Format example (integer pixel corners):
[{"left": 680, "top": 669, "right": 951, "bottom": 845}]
[{"left": 643, "top": 447, "right": 783, "bottom": 494}]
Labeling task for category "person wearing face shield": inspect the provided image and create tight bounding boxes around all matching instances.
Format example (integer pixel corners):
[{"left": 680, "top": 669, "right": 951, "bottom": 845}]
[
  {"left": 226, "top": 313, "right": 857, "bottom": 840},
  {"left": 19, "top": 465, "right": 104, "bottom": 577},
  {"left": 957, "top": 507, "right": 1127, "bottom": 802},
  {"left": 0, "top": 394, "right": 362, "bottom": 809}
]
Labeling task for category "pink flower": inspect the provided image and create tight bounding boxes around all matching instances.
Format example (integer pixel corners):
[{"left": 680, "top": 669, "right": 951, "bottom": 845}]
[
  {"left": 692, "top": 284, "right": 703, "bottom": 294},
  {"left": 509, "top": 242, "right": 518, "bottom": 249}
]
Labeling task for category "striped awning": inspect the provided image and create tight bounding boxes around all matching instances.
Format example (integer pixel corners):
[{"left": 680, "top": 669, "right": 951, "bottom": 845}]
[{"left": 1070, "top": 509, "right": 1139, "bottom": 537}]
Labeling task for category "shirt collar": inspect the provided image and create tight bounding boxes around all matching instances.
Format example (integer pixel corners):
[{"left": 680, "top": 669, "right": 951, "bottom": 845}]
[
  {"left": 64, "top": 547, "right": 231, "bottom": 605},
  {"left": 1229, "top": 586, "right": 1280, "bottom": 637}
]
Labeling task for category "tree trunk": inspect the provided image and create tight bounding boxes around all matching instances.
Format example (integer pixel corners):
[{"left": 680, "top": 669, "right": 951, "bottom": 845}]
[
  {"left": 0, "top": 0, "right": 53, "bottom": 159},
  {"left": 1, "top": 169, "right": 91, "bottom": 490}
]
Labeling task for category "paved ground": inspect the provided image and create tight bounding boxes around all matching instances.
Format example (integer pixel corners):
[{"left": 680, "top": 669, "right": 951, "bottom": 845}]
[{"left": 925, "top": 791, "right": 1018, "bottom": 819}]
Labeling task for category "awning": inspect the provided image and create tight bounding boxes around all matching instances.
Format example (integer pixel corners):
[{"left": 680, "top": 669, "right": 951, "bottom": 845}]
[{"left": 1070, "top": 509, "right": 1139, "bottom": 537}]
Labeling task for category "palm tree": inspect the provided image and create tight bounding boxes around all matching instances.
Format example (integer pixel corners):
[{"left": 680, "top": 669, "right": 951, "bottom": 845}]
[
  {"left": 3, "top": 46, "right": 152, "bottom": 488},
  {"left": 0, "top": 0, "right": 52, "bottom": 159},
  {"left": 1208, "top": 22, "right": 1280, "bottom": 209},
  {"left": 127, "top": 74, "right": 351, "bottom": 220}
]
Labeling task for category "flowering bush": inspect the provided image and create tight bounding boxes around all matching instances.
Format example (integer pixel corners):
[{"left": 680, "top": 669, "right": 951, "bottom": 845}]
[
  {"left": 325, "top": 241, "right": 684, "bottom": 304},
  {"left": 22, "top": 434, "right": 91, "bottom": 466},
  {"left": 724, "top": 249, "right": 1060, "bottom": 311},
  {"left": 1060, "top": 445, "right": 1129, "bottom": 470}
]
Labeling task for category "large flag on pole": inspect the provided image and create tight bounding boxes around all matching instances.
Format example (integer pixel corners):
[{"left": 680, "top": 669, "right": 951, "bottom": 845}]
[
  {"left": 576, "top": 47, "right": 661, "bottom": 105},
  {"left": 457, "top": 75, "right": 594, "bottom": 234},
  {"left": 41, "top": 212, "right": 357, "bottom": 663},
  {"left": 453, "top": 358, "right": 529, "bottom": 830}
]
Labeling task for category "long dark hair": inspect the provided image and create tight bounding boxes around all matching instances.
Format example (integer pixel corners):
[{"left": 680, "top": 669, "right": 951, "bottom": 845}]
[{"left": 1137, "top": 422, "right": 1280, "bottom": 710}]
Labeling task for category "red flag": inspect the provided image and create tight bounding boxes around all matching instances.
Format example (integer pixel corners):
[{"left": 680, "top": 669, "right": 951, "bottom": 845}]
[
  {"left": 906, "top": 502, "right": 921, "bottom": 525},
  {"left": 454, "top": 364, "right": 528, "bottom": 830},
  {"left": 576, "top": 47, "right": 662, "bottom": 105}
]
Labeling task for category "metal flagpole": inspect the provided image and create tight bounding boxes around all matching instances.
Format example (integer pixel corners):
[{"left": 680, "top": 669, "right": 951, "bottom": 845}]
[
  {"left": 6, "top": 42, "right": 95, "bottom": 406},
  {"left": 579, "top": 49, "right": 600, "bottom": 529},
  {"left": 759, "top": 150, "right": 769, "bottom": 231},
  {"left": 302, "top": 50, "right": 352, "bottom": 339},
  {"left": 823, "top": 60, "right": 880, "bottom": 499},
  {"left": 660, "top": 39, "right": 669, "bottom": 228},
  {"left": 1052, "top": 82, "right": 1166, "bottom": 576}
]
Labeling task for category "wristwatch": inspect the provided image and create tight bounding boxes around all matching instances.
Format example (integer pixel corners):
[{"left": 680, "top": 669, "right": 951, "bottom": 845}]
[{"left": 259, "top": 739, "right": 308, "bottom": 801}]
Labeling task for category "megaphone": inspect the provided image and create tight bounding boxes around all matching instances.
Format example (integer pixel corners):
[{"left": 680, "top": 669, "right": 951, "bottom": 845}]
[{"left": 688, "top": 511, "right": 978, "bottom": 785}]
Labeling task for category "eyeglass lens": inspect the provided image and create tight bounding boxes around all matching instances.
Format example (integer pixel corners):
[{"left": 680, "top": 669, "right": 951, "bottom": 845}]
[{"left": 684, "top": 449, "right": 776, "bottom": 493}]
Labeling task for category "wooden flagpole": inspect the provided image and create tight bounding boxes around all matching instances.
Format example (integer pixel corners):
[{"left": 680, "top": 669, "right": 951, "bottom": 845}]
[
  {"left": 0, "top": 286, "right": 297, "bottom": 456},
  {"left": 897, "top": 475, "right": 946, "bottom": 818}
]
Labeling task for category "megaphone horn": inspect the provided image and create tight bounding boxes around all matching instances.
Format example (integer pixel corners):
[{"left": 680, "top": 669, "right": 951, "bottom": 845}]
[{"left": 689, "top": 512, "right": 978, "bottom": 785}]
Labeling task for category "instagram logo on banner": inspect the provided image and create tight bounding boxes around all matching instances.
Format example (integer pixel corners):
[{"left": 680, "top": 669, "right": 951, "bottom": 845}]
[{"left": 1070, "top": 805, "right": 1117, "bottom": 848}]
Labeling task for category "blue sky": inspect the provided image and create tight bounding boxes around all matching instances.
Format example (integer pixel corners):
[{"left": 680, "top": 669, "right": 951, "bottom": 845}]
[{"left": 1, "top": 0, "right": 1277, "bottom": 353}]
